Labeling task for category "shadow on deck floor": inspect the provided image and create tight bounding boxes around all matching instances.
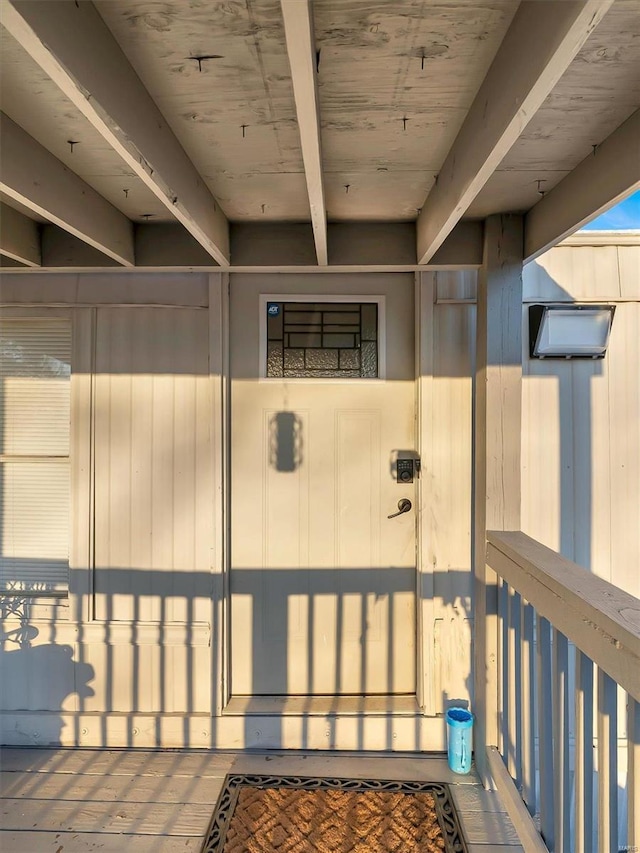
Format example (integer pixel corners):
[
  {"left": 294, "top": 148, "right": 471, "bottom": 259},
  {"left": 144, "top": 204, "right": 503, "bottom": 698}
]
[{"left": 0, "top": 747, "right": 525, "bottom": 852}]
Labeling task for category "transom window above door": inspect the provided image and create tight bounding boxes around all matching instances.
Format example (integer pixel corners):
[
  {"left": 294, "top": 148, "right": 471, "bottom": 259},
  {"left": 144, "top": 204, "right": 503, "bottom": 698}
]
[{"left": 265, "top": 301, "right": 379, "bottom": 379}]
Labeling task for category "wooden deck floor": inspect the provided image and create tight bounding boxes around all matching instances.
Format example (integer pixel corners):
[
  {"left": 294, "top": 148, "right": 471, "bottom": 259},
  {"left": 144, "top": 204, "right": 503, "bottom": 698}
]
[{"left": 0, "top": 747, "right": 525, "bottom": 852}]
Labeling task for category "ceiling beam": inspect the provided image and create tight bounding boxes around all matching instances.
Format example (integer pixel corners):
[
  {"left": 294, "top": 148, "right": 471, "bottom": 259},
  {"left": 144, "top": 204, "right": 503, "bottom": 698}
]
[
  {"left": 280, "top": 0, "right": 328, "bottom": 266},
  {"left": 525, "top": 109, "right": 640, "bottom": 261},
  {"left": 1, "top": 0, "right": 230, "bottom": 265},
  {"left": 0, "top": 113, "right": 135, "bottom": 266},
  {"left": 416, "top": 0, "right": 614, "bottom": 265},
  {"left": 0, "top": 201, "right": 41, "bottom": 267}
]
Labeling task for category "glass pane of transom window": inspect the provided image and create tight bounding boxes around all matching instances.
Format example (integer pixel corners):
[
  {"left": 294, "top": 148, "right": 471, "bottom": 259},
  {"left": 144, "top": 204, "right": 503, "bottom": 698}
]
[{"left": 266, "top": 302, "right": 378, "bottom": 378}]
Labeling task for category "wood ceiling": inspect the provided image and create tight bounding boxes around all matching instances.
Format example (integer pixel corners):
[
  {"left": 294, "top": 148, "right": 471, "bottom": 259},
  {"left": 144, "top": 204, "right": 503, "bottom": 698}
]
[{"left": 0, "top": 0, "right": 638, "bottom": 269}]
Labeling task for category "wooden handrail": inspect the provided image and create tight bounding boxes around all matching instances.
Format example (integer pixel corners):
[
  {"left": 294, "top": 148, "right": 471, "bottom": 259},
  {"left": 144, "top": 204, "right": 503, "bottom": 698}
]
[{"left": 486, "top": 530, "right": 640, "bottom": 702}]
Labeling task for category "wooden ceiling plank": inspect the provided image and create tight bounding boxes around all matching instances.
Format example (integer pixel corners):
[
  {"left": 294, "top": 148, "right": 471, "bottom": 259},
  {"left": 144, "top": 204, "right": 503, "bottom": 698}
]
[
  {"left": 525, "top": 109, "right": 640, "bottom": 262},
  {"left": 0, "top": 201, "right": 41, "bottom": 267},
  {"left": 280, "top": 0, "right": 328, "bottom": 266},
  {"left": 1, "top": 0, "right": 229, "bottom": 265},
  {"left": 0, "top": 113, "right": 134, "bottom": 266},
  {"left": 416, "top": 0, "right": 615, "bottom": 265}
]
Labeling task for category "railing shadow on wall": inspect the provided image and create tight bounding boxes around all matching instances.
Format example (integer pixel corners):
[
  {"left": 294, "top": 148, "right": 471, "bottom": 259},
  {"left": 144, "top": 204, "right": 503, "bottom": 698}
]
[
  {"left": 0, "top": 563, "right": 475, "bottom": 838},
  {"left": 0, "top": 561, "right": 476, "bottom": 756},
  {"left": 1, "top": 294, "right": 477, "bottom": 759},
  {"left": 0, "top": 583, "right": 95, "bottom": 743}
]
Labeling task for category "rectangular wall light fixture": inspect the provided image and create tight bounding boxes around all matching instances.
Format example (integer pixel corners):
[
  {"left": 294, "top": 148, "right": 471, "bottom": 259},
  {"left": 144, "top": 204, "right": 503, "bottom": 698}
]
[{"left": 529, "top": 304, "right": 615, "bottom": 359}]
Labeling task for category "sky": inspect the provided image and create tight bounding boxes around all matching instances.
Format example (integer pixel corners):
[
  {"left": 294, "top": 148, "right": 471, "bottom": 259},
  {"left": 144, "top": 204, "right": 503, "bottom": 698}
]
[{"left": 580, "top": 189, "right": 640, "bottom": 230}]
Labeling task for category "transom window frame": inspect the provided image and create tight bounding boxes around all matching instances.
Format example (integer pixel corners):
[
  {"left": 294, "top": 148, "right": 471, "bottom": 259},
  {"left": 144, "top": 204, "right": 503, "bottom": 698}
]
[{"left": 258, "top": 294, "right": 387, "bottom": 382}]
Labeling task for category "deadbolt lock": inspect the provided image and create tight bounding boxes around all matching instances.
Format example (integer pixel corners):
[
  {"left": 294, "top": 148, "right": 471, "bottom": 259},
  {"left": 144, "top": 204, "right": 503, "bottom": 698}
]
[{"left": 396, "top": 458, "right": 415, "bottom": 484}]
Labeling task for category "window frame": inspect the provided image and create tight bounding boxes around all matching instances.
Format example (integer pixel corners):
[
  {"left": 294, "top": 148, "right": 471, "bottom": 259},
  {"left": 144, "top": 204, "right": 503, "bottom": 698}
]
[
  {"left": 0, "top": 307, "right": 92, "bottom": 615},
  {"left": 258, "top": 294, "right": 386, "bottom": 382}
]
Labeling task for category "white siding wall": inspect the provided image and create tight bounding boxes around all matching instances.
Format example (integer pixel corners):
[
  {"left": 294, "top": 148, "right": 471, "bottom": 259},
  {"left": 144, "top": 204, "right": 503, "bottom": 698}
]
[
  {"left": 93, "top": 308, "right": 212, "bottom": 624},
  {"left": 0, "top": 248, "right": 637, "bottom": 747},
  {"left": 87, "top": 307, "right": 214, "bottom": 715},
  {"left": 522, "top": 244, "right": 640, "bottom": 841},
  {"left": 0, "top": 275, "right": 219, "bottom": 745},
  {"left": 522, "top": 244, "right": 640, "bottom": 597}
]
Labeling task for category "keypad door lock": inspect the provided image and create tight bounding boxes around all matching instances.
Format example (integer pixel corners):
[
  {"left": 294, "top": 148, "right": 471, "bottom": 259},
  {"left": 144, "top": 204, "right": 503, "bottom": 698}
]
[{"left": 396, "top": 458, "right": 418, "bottom": 484}]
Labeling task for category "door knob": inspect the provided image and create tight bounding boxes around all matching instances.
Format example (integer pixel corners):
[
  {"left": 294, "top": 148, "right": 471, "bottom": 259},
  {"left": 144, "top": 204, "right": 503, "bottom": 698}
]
[{"left": 387, "top": 498, "right": 412, "bottom": 519}]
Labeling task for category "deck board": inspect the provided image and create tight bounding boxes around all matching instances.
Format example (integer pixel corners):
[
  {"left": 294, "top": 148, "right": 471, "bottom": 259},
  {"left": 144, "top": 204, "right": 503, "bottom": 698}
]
[
  {"left": 1, "top": 797, "right": 212, "bottom": 835},
  {"left": 452, "top": 784, "right": 510, "bottom": 813},
  {"left": 0, "top": 748, "right": 234, "bottom": 777},
  {"left": 0, "top": 831, "right": 203, "bottom": 852},
  {"left": 460, "top": 811, "right": 523, "bottom": 845},
  {"left": 228, "top": 750, "right": 480, "bottom": 785},
  {"left": 0, "top": 770, "right": 226, "bottom": 804},
  {"left": 0, "top": 747, "right": 529, "bottom": 851}
]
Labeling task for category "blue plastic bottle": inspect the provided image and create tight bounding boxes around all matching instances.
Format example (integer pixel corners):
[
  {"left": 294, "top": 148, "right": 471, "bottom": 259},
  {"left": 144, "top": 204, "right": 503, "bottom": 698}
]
[{"left": 446, "top": 707, "right": 474, "bottom": 774}]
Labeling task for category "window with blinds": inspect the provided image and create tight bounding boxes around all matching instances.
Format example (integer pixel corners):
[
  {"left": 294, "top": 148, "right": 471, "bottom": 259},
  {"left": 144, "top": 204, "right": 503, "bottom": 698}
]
[{"left": 0, "top": 319, "right": 71, "bottom": 594}]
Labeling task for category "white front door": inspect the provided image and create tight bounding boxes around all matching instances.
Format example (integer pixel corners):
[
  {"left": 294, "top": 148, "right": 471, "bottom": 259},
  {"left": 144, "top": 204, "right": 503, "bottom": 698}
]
[{"left": 230, "top": 275, "right": 416, "bottom": 697}]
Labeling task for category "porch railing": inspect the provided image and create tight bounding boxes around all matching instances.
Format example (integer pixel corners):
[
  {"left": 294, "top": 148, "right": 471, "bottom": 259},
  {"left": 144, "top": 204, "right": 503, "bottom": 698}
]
[{"left": 484, "top": 531, "right": 640, "bottom": 853}]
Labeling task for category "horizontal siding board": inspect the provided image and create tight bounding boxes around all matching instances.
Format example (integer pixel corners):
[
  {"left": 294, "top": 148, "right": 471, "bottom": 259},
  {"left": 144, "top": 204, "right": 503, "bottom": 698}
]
[
  {"left": 0, "top": 274, "right": 210, "bottom": 307},
  {"left": 523, "top": 245, "right": 621, "bottom": 302},
  {"left": 617, "top": 246, "right": 640, "bottom": 299}
]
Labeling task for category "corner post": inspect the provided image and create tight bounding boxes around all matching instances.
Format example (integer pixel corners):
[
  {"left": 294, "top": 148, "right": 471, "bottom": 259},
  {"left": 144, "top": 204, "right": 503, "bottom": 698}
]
[{"left": 473, "top": 214, "right": 523, "bottom": 786}]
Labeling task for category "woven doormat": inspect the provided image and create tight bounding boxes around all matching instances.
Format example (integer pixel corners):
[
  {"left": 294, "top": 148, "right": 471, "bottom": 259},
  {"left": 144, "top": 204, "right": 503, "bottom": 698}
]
[{"left": 201, "top": 775, "right": 468, "bottom": 853}]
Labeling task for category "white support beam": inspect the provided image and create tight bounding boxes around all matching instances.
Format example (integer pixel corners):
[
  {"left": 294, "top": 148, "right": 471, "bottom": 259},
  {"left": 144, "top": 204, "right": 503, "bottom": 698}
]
[
  {"left": 525, "top": 109, "right": 640, "bottom": 261},
  {"left": 0, "top": 202, "right": 41, "bottom": 267},
  {"left": 474, "top": 214, "right": 524, "bottom": 788},
  {"left": 280, "top": 0, "right": 328, "bottom": 266},
  {"left": 1, "top": 0, "right": 230, "bottom": 265},
  {"left": 416, "top": 0, "right": 614, "bottom": 265},
  {"left": 0, "top": 113, "right": 134, "bottom": 266}
]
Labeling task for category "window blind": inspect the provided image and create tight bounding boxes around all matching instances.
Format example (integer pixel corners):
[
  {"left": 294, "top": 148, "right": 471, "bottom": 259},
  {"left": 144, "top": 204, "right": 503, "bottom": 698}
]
[{"left": 0, "top": 319, "right": 71, "bottom": 593}]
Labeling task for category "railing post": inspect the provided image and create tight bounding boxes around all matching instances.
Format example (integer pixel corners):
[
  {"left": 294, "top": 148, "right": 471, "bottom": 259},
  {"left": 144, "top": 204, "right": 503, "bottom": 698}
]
[
  {"left": 473, "top": 214, "right": 523, "bottom": 787},
  {"left": 597, "top": 668, "right": 618, "bottom": 853},
  {"left": 575, "top": 649, "right": 594, "bottom": 853},
  {"left": 552, "top": 628, "right": 570, "bottom": 852},
  {"left": 629, "top": 697, "right": 640, "bottom": 850}
]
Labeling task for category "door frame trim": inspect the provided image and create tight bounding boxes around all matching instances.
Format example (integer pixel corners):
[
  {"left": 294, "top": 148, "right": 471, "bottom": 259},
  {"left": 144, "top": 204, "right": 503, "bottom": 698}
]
[
  {"left": 415, "top": 271, "right": 437, "bottom": 715},
  {"left": 209, "top": 272, "right": 232, "bottom": 714},
  {"left": 220, "top": 275, "right": 427, "bottom": 715}
]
